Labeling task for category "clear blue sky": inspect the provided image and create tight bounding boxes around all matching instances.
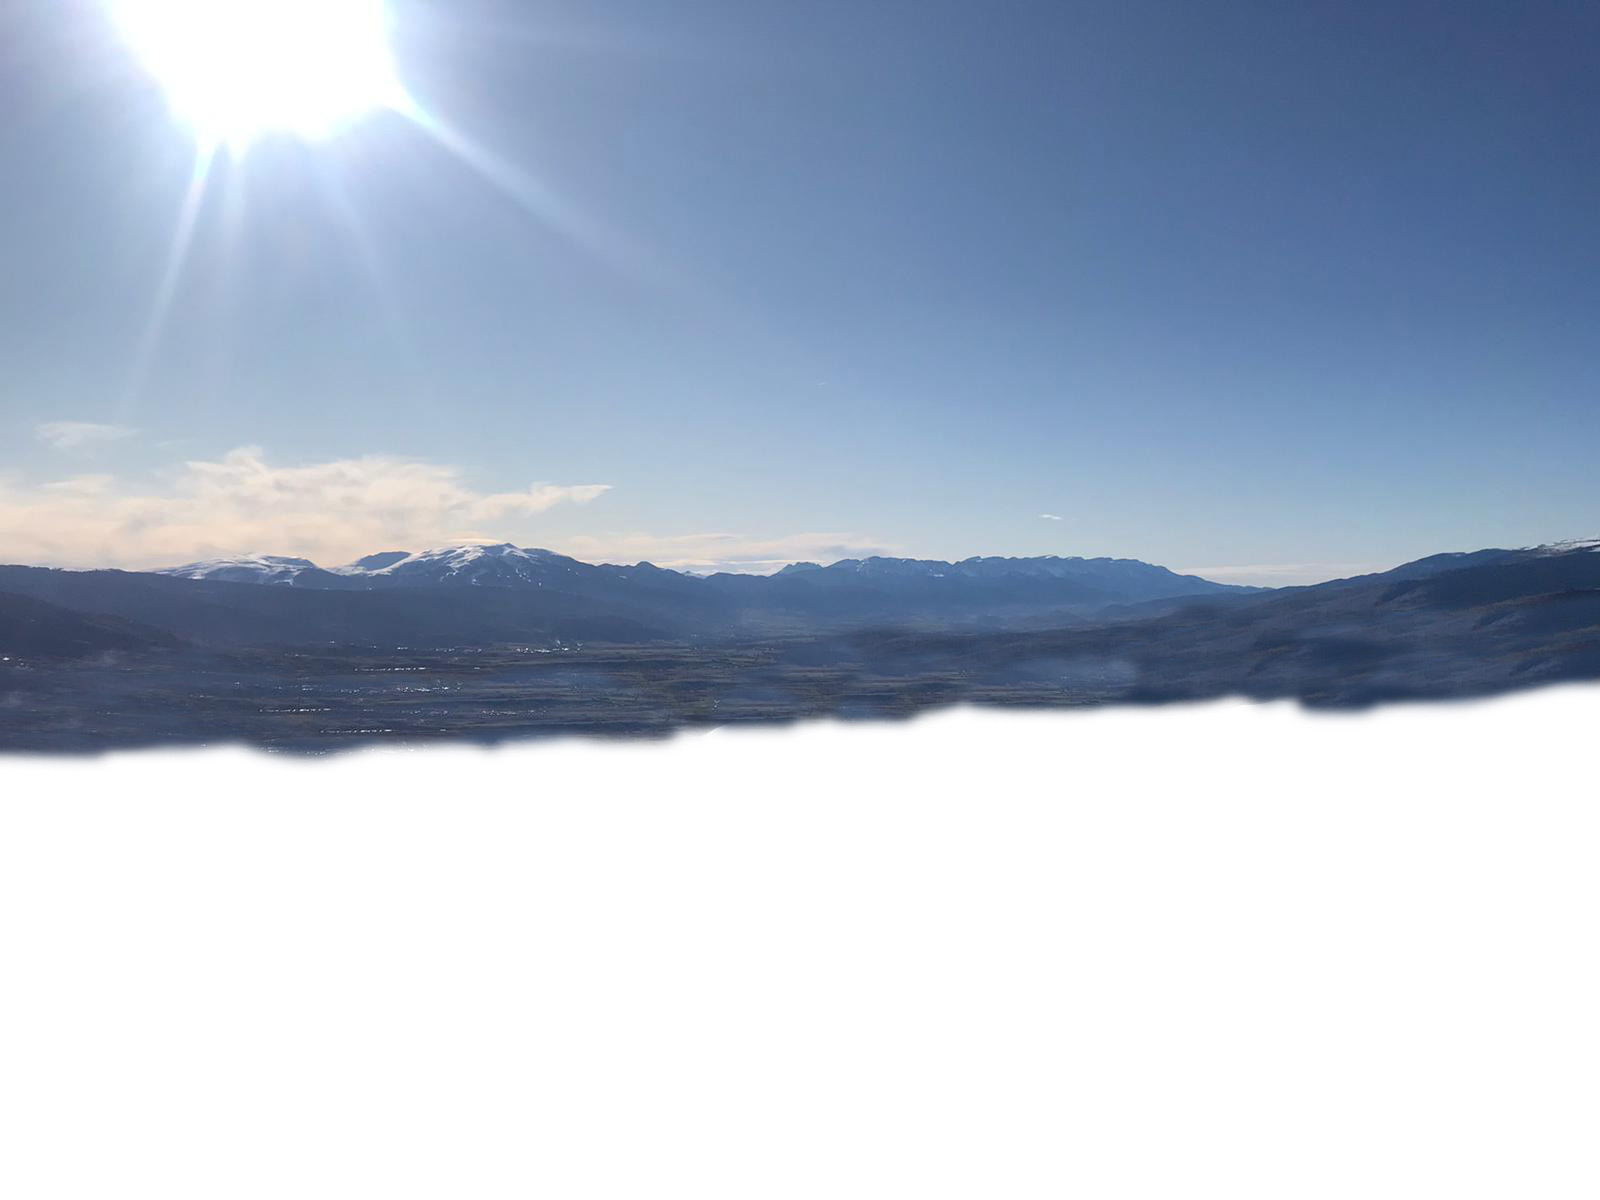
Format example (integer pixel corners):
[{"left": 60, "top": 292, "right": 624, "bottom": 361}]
[{"left": 2, "top": 0, "right": 1597, "bottom": 580}]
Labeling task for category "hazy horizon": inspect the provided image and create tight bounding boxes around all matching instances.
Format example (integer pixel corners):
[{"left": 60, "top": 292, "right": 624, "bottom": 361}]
[{"left": 8, "top": 519, "right": 1580, "bottom": 588}]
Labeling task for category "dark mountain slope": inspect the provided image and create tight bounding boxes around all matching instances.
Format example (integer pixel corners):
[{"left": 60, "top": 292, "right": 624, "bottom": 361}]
[
  {"left": 822, "top": 542, "right": 1600, "bottom": 708},
  {"left": 0, "top": 592, "right": 179, "bottom": 659},
  {"left": 0, "top": 567, "right": 694, "bottom": 647},
  {"left": 1378, "top": 545, "right": 1600, "bottom": 609},
  {"left": 1341, "top": 548, "right": 1517, "bottom": 585}
]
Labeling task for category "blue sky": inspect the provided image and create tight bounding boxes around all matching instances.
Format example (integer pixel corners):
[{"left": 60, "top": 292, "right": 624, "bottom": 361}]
[{"left": 2, "top": 0, "right": 1597, "bottom": 580}]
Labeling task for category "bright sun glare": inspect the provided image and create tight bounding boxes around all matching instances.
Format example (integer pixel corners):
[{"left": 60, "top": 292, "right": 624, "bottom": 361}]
[{"left": 108, "top": 0, "right": 406, "bottom": 150}]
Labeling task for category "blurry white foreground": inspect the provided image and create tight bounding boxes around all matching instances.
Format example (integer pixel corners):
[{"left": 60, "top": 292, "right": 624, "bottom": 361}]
[{"left": 2, "top": 691, "right": 1598, "bottom": 1198}]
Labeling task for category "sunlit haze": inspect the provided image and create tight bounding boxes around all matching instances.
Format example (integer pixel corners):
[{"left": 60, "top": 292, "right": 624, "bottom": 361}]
[{"left": 106, "top": 0, "right": 405, "bottom": 149}]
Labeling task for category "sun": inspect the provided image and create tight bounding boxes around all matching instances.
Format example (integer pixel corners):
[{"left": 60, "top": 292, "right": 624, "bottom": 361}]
[{"left": 108, "top": 0, "right": 407, "bottom": 150}]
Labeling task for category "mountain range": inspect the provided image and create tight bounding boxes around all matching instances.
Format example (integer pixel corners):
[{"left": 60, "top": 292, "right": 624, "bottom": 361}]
[
  {"left": 0, "top": 538, "right": 1594, "bottom": 659},
  {"left": 0, "top": 543, "right": 1257, "bottom": 648},
  {"left": 158, "top": 542, "right": 1248, "bottom": 599},
  {"left": 2, "top": 539, "right": 1597, "bottom": 749}
]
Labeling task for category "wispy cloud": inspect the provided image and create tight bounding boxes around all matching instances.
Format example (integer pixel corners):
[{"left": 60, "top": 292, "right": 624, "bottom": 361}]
[
  {"left": 0, "top": 448, "right": 610, "bottom": 569},
  {"left": 1179, "top": 562, "right": 1391, "bottom": 587},
  {"left": 557, "top": 531, "right": 900, "bottom": 575},
  {"left": 1039, "top": 513, "right": 1063, "bottom": 521},
  {"left": 35, "top": 421, "right": 138, "bottom": 452}
]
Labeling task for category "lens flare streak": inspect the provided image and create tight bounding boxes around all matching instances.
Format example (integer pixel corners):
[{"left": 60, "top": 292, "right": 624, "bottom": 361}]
[{"left": 121, "top": 143, "right": 214, "bottom": 415}]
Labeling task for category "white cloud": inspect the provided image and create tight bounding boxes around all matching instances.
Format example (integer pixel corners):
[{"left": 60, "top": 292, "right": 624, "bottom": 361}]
[
  {"left": 0, "top": 448, "right": 610, "bottom": 570},
  {"left": 1039, "top": 513, "right": 1063, "bottom": 521},
  {"left": 557, "top": 531, "right": 900, "bottom": 575},
  {"left": 35, "top": 422, "right": 138, "bottom": 452}
]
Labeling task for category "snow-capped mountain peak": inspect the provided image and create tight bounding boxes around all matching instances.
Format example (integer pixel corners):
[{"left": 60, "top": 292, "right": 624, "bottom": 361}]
[
  {"left": 158, "top": 555, "right": 318, "bottom": 585},
  {"left": 351, "top": 543, "right": 590, "bottom": 586}
]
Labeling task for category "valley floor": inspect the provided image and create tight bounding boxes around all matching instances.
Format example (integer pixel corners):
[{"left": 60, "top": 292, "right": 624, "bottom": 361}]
[{"left": 3, "top": 618, "right": 1595, "bottom": 754}]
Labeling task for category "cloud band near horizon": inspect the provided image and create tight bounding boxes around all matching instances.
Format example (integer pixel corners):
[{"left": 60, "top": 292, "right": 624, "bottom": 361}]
[
  {"left": 0, "top": 447, "right": 901, "bottom": 575},
  {"left": 0, "top": 448, "right": 610, "bottom": 570}
]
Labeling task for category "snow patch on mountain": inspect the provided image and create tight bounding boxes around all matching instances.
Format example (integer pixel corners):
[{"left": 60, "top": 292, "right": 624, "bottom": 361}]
[
  {"left": 364, "top": 543, "right": 585, "bottom": 584},
  {"left": 1531, "top": 538, "right": 1600, "bottom": 555},
  {"left": 158, "top": 555, "right": 318, "bottom": 585}
]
